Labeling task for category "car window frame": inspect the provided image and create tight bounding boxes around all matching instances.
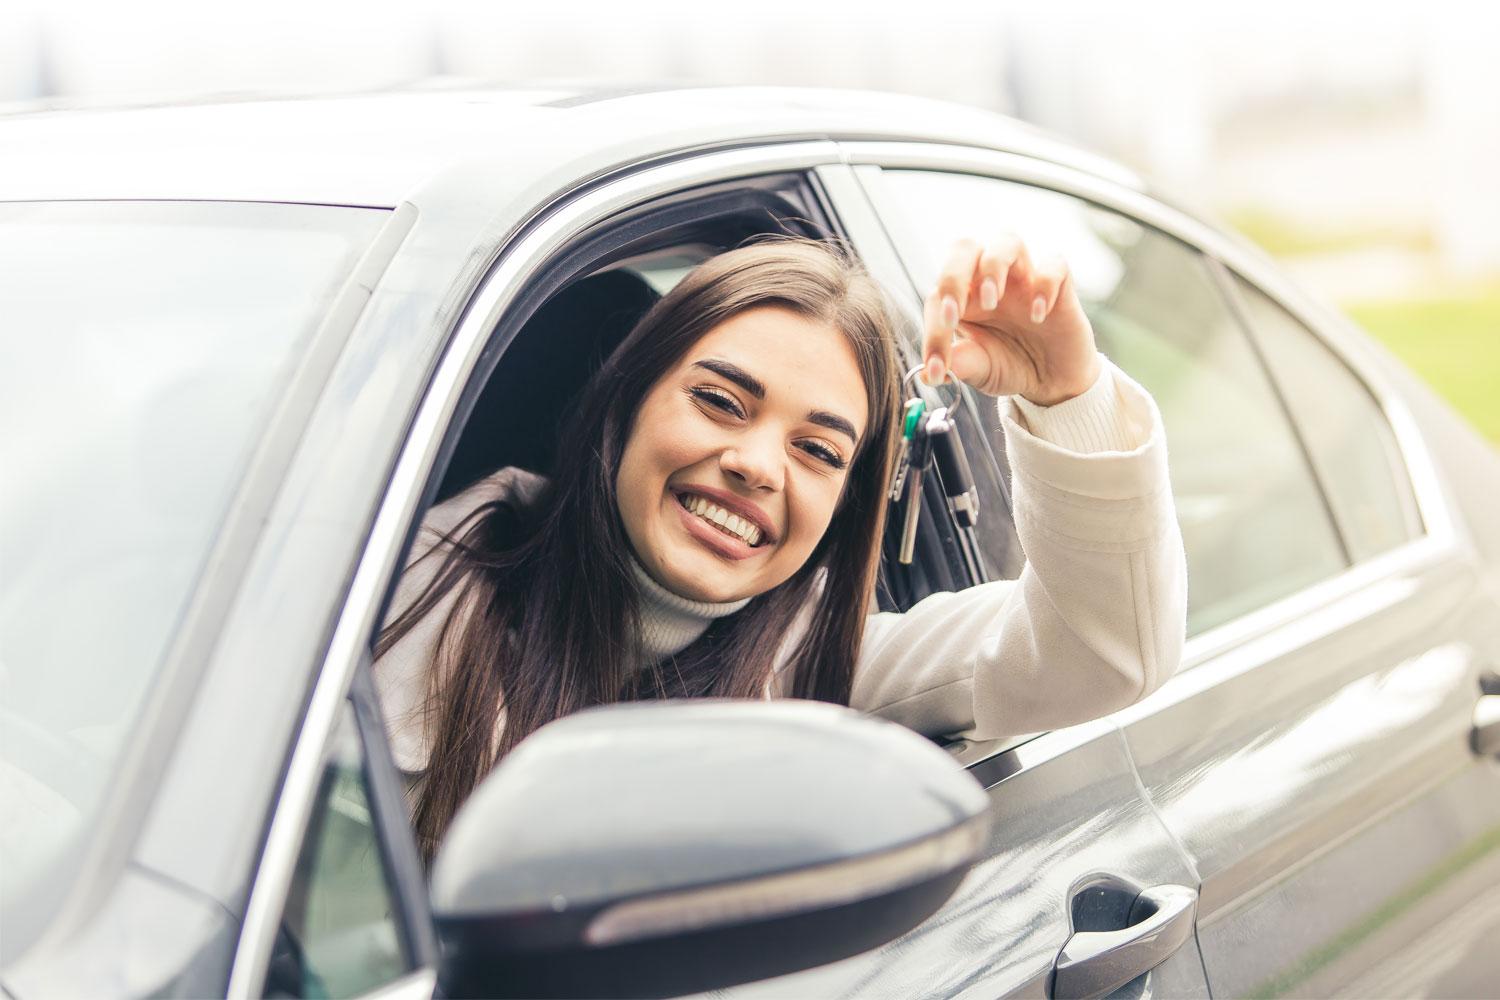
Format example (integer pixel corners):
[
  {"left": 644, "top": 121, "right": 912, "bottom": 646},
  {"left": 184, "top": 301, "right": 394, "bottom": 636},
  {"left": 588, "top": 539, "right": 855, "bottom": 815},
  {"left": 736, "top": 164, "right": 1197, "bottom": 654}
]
[{"left": 839, "top": 141, "right": 1462, "bottom": 763}]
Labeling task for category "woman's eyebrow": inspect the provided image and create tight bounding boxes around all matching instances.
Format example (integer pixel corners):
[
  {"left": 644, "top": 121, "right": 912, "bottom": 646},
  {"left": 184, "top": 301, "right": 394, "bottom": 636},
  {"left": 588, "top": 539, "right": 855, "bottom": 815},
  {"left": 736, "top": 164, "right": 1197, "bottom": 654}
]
[
  {"left": 693, "top": 358, "right": 765, "bottom": 399},
  {"left": 693, "top": 357, "right": 859, "bottom": 444},
  {"left": 808, "top": 410, "right": 859, "bottom": 445}
]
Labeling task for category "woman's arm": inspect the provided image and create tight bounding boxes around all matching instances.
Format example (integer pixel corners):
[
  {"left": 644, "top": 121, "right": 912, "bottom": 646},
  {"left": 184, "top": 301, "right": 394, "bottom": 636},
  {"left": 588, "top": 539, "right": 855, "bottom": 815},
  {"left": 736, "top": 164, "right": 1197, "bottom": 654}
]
[
  {"left": 852, "top": 234, "right": 1186, "bottom": 740},
  {"left": 853, "top": 355, "right": 1186, "bottom": 739}
]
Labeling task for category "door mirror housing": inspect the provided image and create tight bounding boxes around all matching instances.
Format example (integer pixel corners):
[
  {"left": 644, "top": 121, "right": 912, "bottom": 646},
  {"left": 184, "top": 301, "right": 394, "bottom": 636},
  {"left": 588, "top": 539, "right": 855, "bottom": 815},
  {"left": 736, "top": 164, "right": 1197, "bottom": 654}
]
[{"left": 430, "top": 700, "right": 988, "bottom": 999}]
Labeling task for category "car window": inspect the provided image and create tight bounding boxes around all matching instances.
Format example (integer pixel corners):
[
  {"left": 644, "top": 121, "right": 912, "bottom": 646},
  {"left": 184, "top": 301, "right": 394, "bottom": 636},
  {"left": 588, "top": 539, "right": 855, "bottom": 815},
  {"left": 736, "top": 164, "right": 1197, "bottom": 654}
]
[
  {"left": 1228, "top": 273, "right": 1424, "bottom": 562},
  {"left": 266, "top": 700, "right": 411, "bottom": 999},
  {"left": 869, "top": 169, "right": 1350, "bottom": 636},
  {"left": 0, "top": 200, "right": 387, "bottom": 917}
]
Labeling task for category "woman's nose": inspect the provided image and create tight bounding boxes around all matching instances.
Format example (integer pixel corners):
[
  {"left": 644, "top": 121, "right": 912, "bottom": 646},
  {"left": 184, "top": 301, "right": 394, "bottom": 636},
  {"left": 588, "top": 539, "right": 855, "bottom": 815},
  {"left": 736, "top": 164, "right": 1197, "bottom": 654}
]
[{"left": 719, "top": 440, "right": 784, "bottom": 492}]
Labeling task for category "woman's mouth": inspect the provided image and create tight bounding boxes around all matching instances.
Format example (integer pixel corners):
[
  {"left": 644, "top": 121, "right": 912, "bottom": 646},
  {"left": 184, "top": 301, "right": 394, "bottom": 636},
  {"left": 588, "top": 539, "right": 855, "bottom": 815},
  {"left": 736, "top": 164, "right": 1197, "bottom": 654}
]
[{"left": 675, "top": 492, "right": 764, "bottom": 547}]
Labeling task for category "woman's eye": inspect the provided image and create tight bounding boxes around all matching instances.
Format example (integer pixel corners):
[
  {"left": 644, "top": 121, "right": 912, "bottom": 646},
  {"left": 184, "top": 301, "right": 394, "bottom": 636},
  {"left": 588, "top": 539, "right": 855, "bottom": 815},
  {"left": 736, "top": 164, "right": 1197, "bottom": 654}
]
[
  {"left": 799, "top": 441, "right": 847, "bottom": 470},
  {"left": 689, "top": 386, "right": 744, "bottom": 418}
]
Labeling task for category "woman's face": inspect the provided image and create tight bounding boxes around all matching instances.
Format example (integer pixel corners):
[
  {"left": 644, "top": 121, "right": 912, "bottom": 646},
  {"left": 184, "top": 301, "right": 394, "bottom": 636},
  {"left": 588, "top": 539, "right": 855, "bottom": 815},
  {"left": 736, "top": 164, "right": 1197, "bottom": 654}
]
[{"left": 616, "top": 306, "right": 870, "bottom": 604}]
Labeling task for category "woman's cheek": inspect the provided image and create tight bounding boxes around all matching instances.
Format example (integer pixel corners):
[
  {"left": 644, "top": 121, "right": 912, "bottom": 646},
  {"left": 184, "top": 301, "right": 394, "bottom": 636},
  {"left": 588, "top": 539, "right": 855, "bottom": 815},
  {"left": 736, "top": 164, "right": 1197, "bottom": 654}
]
[{"left": 789, "top": 479, "right": 842, "bottom": 554}]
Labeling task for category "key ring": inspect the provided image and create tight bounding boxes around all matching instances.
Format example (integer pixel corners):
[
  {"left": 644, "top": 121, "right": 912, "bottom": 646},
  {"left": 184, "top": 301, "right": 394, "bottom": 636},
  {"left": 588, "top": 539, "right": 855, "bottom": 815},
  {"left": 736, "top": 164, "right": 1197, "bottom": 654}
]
[{"left": 900, "top": 364, "right": 968, "bottom": 422}]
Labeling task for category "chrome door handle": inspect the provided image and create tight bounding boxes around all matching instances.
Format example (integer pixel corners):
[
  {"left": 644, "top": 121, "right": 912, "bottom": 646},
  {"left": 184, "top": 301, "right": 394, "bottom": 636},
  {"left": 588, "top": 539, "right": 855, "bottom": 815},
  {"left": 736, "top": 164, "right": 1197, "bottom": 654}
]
[
  {"left": 1472, "top": 670, "right": 1500, "bottom": 757},
  {"left": 1051, "top": 883, "right": 1198, "bottom": 1000},
  {"left": 1474, "top": 695, "right": 1500, "bottom": 757}
]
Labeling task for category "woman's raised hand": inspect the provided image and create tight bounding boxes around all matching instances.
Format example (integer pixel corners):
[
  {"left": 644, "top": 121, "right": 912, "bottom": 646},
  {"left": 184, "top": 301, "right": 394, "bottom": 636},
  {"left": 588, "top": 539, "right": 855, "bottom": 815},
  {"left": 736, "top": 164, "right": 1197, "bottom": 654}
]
[{"left": 921, "top": 236, "right": 1101, "bottom": 406}]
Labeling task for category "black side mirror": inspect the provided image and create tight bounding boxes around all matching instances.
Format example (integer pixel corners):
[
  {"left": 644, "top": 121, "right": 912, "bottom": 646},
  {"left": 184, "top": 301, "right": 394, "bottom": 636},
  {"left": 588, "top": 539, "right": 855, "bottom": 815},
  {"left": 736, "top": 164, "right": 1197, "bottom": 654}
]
[{"left": 430, "top": 700, "right": 988, "bottom": 999}]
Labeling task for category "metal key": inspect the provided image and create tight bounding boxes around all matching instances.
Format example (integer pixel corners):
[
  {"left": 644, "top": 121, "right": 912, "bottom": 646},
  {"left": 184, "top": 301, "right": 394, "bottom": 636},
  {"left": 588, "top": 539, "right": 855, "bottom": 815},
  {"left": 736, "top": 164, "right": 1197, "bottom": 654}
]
[
  {"left": 887, "top": 398, "right": 927, "bottom": 502},
  {"left": 924, "top": 407, "right": 980, "bottom": 529},
  {"left": 897, "top": 411, "right": 933, "bottom": 565}
]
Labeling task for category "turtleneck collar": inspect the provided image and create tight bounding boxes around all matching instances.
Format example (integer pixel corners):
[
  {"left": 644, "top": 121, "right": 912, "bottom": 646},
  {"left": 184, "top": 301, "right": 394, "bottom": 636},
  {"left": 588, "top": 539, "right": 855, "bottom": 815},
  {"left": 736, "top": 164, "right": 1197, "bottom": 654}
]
[{"left": 629, "top": 558, "right": 751, "bottom": 661}]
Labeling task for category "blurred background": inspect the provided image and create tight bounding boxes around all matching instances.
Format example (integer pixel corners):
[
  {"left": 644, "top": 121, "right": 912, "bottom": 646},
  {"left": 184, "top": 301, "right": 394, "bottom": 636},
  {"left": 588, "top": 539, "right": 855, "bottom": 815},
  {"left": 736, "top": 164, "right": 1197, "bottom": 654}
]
[{"left": 4, "top": 0, "right": 1495, "bottom": 441}]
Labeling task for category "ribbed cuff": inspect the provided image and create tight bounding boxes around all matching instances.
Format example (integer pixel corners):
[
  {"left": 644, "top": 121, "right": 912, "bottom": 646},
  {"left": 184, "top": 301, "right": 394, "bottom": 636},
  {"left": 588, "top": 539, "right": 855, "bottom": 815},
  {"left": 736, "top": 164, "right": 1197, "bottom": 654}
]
[
  {"left": 1006, "top": 360, "right": 1139, "bottom": 454},
  {"left": 996, "top": 355, "right": 1169, "bottom": 501}
]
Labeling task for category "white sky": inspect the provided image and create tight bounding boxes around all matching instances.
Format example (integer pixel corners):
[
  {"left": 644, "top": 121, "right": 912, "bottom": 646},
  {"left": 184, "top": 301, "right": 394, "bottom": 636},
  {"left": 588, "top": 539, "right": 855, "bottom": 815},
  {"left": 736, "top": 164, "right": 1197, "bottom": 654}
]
[{"left": 4, "top": 0, "right": 1497, "bottom": 277}]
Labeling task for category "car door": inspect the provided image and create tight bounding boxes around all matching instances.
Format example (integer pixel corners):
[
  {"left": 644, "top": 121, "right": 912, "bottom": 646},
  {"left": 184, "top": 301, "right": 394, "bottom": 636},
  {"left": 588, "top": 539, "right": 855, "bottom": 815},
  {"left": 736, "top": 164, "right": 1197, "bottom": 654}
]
[{"left": 849, "top": 149, "right": 1500, "bottom": 998}]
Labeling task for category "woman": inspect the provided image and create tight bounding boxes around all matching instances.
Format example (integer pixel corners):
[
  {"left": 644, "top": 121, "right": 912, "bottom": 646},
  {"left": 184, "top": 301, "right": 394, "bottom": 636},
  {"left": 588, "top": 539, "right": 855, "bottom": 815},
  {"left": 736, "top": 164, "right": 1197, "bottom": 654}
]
[{"left": 377, "top": 235, "right": 1186, "bottom": 861}]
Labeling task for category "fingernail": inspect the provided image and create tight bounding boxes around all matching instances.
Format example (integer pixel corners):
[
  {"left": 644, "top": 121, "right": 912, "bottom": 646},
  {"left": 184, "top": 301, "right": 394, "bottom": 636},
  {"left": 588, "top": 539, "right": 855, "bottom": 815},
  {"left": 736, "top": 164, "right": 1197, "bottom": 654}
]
[
  {"left": 980, "top": 279, "right": 998, "bottom": 311},
  {"left": 925, "top": 357, "right": 944, "bottom": 385},
  {"left": 941, "top": 295, "right": 959, "bottom": 328},
  {"left": 1030, "top": 296, "right": 1047, "bottom": 324}
]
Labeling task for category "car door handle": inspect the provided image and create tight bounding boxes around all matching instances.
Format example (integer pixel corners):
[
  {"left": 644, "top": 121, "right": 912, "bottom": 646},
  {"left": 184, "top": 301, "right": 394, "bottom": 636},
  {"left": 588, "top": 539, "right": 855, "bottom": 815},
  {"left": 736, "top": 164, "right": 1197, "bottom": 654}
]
[
  {"left": 1473, "top": 696, "right": 1500, "bottom": 757},
  {"left": 1051, "top": 883, "right": 1198, "bottom": 1000},
  {"left": 1472, "top": 670, "right": 1500, "bottom": 758}
]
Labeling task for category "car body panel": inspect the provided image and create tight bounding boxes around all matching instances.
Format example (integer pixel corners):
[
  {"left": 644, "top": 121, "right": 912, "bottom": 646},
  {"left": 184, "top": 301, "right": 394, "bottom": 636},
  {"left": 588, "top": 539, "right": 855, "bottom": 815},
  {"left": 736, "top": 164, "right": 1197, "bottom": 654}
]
[{"left": 1117, "top": 554, "right": 1500, "bottom": 996}]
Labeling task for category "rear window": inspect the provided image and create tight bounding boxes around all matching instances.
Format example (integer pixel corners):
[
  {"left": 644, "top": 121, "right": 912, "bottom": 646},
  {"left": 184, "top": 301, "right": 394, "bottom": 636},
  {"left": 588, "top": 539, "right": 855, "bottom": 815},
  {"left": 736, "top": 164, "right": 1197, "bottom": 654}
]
[{"left": 0, "top": 201, "right": 388, "bottom": 916}]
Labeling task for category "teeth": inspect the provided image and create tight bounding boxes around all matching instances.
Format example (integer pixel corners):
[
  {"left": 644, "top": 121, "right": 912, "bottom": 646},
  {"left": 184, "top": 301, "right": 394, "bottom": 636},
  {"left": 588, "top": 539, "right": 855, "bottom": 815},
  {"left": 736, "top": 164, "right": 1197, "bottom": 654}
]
[{"left": 680, "top": 494, "right": 764, "bottom": 546}]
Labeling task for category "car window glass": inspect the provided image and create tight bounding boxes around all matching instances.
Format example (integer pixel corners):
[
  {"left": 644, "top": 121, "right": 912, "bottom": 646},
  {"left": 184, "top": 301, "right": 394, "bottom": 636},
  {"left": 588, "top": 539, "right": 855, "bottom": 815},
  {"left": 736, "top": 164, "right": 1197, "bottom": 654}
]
[
  {"left": 266, "top": 702, "right": 410, "bottom": 999},
  {"left": 871, "top": 170, "right": 1350, "bottom": 635},
  {"left": 1229, "top": 273, "right": 1424, "bottom": 561},
  {"left": 0, "top": 201, "right": 387, "bottom": 915}
]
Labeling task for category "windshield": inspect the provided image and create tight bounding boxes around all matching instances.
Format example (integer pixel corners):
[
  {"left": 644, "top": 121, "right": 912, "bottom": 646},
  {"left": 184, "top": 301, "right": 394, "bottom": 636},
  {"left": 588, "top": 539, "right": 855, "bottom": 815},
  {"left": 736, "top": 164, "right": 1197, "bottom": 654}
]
[{"left": 0, "top": 201, "right": 389, "bottom": 915}]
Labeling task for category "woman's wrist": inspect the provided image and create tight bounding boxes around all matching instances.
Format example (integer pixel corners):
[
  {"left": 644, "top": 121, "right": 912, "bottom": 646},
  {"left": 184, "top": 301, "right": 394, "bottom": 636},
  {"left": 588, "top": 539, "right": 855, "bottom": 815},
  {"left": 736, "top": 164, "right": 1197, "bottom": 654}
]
[
  {"left": 1007, "top": 359, "right": 1139, "bottom": 454},
  {"left": 1019, "top": 353, "right": 1103, "bottom": 407}
]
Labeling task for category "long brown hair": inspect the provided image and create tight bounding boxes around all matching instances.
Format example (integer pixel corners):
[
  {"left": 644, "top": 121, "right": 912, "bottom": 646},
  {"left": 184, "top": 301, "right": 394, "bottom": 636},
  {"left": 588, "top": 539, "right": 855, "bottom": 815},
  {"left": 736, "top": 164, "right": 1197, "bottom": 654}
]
[{"left": 377, "top": 237, "right": 903, "bottom": 861}]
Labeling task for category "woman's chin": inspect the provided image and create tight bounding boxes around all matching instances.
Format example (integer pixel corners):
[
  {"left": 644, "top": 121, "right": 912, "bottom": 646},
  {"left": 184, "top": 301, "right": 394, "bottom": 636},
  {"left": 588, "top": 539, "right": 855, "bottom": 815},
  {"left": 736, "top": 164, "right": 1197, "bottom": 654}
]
[{"left": 658, "top": 551, "right": 759, "bottom": 604}]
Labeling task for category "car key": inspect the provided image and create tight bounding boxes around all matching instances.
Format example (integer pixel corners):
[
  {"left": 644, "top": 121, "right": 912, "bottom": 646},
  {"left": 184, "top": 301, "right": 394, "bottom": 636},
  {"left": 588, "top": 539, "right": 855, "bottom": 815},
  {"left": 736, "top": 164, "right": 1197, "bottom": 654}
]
[
  {"left": 887, "top": 397, "right": 926, "bottom": 502},
  {"left": 897, "top": 410, "right": 933, "bottom": 565},
  {"left": 924, "top": 407, "right": 980, "bottom": 529}
]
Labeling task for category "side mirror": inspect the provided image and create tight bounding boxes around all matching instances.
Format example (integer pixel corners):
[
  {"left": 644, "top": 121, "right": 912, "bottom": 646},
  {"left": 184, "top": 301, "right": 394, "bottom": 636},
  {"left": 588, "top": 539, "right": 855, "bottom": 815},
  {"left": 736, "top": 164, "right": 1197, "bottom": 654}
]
[{"left": 430, "top": 700, "right": 988, "bottom": 999}]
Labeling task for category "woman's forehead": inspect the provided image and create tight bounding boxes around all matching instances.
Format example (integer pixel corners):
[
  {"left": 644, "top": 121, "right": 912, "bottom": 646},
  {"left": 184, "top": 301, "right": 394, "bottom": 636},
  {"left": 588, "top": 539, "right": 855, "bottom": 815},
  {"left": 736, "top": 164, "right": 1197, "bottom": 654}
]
[{"left": 684, "top": 307, "right": 869, "bottom": 431}]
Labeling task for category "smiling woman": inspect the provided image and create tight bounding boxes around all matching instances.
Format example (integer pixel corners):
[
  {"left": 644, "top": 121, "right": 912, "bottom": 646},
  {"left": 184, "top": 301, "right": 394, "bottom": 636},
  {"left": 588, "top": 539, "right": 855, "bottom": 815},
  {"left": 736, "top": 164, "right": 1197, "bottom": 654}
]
[
  {"left": 617, "top": 308, "right": 871, "bottom": 604},
  {"left": 373, "top": 235, "right": 1187, "bottom": 863}
]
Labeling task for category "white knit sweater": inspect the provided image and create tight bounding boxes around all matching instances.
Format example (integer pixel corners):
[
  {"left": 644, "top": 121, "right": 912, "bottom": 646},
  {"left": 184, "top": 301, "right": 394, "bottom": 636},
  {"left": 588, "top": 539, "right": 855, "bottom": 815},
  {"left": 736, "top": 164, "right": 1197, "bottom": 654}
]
[{"left": 374, "top": 355, "right": 1186, "bottom": 772}]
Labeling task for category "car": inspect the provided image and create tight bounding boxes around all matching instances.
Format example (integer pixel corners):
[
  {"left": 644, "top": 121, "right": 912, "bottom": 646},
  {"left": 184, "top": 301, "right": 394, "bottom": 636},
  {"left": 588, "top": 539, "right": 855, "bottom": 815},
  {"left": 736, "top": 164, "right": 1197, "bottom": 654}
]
[{"left": 3, "top": 85, "right": 1499, "bottom": 1000}]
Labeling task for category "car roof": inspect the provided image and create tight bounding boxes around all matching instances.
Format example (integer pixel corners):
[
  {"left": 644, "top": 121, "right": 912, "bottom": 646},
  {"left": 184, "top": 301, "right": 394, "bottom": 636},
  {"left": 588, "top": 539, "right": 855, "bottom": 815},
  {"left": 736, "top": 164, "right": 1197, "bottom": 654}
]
[{"left": 0, "top": 84, "right": 1142, "bottom": 206}]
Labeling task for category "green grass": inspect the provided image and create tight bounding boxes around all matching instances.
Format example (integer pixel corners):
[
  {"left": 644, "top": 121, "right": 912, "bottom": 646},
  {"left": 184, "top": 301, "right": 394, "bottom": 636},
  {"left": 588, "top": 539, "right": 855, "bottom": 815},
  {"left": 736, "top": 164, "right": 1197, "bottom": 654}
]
[
  {"left": 1345, "top": 286, "right": 1500, "bottom": 444},
  {"left": 1227, "top": 209, "right": 1436, "bottom": 257}
]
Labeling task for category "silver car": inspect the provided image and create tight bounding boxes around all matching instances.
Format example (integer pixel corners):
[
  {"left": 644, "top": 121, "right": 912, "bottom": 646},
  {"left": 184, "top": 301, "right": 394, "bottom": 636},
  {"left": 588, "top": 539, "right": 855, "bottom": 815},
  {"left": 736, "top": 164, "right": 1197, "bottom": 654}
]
[{"left": 3, "top": 86, "right": 1498, "bottom": 999}]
